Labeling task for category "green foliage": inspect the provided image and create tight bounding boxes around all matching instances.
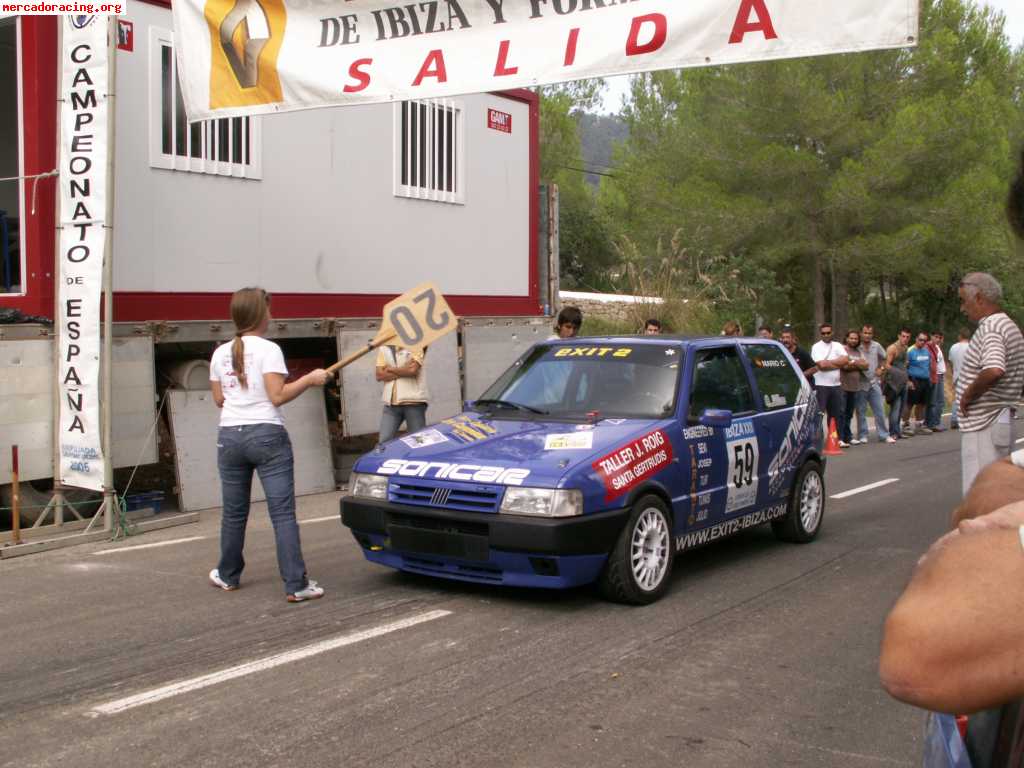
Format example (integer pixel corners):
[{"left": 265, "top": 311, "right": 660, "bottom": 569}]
[{"left": 538, "top": 81, "right": 619, "bottom": 291}]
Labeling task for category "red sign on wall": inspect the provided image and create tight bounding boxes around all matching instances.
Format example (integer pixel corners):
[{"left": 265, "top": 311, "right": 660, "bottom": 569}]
[
  {"left": 487, "top": 108, "right": 512, "bottom": 134},
  {"left": 117, "top": 20, "right": 134, "bottom": 52},
  {"left": 592, "top": 429, "right": 674, "bottom": 502}
]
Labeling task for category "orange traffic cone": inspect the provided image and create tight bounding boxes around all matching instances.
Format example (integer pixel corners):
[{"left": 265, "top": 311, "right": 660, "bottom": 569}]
[{"left": 823, "top": 417, "right": 844, "bottom": 456}]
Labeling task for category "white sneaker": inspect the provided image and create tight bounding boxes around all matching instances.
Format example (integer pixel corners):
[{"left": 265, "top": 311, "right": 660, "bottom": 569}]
[
  {"left": 838, "top": 441, "right": 851, "bottom": 448},
  {"left": 885, "top": 436, "right": 897, "bottom": 444},
  {"left": 287, "top": 580, "right": 325, "bottom": 603},
  {"left": 851, "top": 439, "right": 864, "bottom": 445},
  {"left": 209, "top": 568, "right": 239, "bottom": 591}
]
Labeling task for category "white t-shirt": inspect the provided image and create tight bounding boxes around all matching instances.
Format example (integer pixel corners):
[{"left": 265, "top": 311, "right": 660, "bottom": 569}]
[
  {"left": 810, "top": 340, "right": 847, "bottom": 387},
  {"left": 210, "top": 335, "right": 289, "bottom": 426},
  {"left": 934, "top": 346, "right": 946, "bottom": 376},
  {"left": 948, "top": 341, "right": 969, "bottom": 381}
]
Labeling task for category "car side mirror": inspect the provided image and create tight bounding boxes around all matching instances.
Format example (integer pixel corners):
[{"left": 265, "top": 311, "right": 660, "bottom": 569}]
[{"left": 699, "top": 408, "right": 733, "bottom": 429}]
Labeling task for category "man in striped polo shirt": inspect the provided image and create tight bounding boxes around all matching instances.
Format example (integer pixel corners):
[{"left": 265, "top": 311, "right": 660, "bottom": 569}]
[{"left": 957, "top": 272, "right": 1024, "bottom": 495}]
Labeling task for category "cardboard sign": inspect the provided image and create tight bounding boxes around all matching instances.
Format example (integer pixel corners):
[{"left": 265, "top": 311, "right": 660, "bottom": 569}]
[
  {"left": 327, "top": 282, "right": 458, "bottom": 375},
  {"left": 375, "top": 281, "right": 458, "bottom": 349}
]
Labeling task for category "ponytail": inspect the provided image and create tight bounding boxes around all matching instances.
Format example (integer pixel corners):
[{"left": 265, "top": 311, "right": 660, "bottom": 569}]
[
  {"left": 231, "top": 334, "right": 248, "bottom": 390},
  {"left": 228, "top": 287, "right": 270, "bottom": 390}
]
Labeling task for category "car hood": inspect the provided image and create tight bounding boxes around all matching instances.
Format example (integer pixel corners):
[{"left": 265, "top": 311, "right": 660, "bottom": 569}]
[{"left": 353, "top": 411, "right": 671, "bottom": 488}]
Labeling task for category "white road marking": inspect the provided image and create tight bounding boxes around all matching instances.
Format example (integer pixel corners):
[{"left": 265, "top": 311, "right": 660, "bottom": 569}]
[
  {"left": 830, "top": 478, "right": 899, "bottom": 499},
  {"left": 92, "top": 536, "right": 207, "bottom": 555},
  {"left": 1015, "top": 437, "right": 1024, "bottom": 444},
  {"left": 298, "top": 515, "right": 338, "bottom": 525},
  {"left": 87, "top": 609, "right": 453, "bottom": 716}
]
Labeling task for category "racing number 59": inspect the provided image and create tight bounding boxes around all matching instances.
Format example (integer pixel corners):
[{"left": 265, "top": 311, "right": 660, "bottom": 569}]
[{"left": 731, "top": 442, "right": 754, "bottom": 488}]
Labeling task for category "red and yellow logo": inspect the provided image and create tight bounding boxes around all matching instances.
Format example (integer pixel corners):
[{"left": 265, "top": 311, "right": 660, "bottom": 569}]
[{"left": 204, "top": 0, "right": 286, "bottom": 110}]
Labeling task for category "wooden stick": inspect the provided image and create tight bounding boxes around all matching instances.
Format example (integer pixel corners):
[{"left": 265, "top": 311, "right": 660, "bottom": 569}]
[
  {"left": 11, "top": 445, "right": 20, "bottom": 545},
  {"left": 326, "top": 330, "right": 397, "bottom": 375}
]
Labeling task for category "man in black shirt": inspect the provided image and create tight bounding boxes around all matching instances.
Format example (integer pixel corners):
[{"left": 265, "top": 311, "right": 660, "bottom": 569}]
[{"left": 780, "top": 327, "right": 817, "bottom": 384}]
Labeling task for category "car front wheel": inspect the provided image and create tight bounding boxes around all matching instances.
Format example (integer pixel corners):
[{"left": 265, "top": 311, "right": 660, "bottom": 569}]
[{"left": 599, "top": 494, "right": 674, "bottom": 605}]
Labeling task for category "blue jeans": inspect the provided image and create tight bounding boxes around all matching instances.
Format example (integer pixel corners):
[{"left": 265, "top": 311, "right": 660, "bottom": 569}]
[
  {"left": 217, "top": 423, "right": 309, "bottom": 594},
  {"left": 858, "top": 382, "right": 890, "bottom": 441},
  {"left": 927, "top": 373, "right": 945, "bottom": 428},
  {"left": 951, "top": 379, "right": 959, "bottom": 427},
  {"left": 888, "top": 387, "right": 906, "bottom": 437},
  {"left": 842, "top": 390, "right": 865, "bottom": 443},
  {"left": 379, "top": 403, "right": 427, "bottom": 444}
]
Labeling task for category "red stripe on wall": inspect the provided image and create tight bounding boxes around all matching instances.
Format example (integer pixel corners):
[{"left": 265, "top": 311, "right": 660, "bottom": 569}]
[{"left": 113, "top": 292, "right": 541, "bottom": 322}]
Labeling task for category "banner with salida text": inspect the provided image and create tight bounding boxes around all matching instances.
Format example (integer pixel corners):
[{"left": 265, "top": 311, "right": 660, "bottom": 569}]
[
  {"left": 172, "top": 0, "right": 919, "bottom": 121},
  {"left": 58, "top": 14, "right": 109, "bottom": 491}
]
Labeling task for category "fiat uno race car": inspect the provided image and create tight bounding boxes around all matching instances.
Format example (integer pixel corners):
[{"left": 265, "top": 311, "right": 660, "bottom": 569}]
[{"left": 340, "top": 337, "right": 825, "bottom": 604}]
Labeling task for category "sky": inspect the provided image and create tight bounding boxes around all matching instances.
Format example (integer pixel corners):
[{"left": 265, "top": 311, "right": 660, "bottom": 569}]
[{"left": 598, "top": 0, "right": 1024, "bottom": 114}]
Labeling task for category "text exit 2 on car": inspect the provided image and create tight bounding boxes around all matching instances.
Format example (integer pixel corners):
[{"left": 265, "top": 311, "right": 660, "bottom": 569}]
[{"left": 341, "top": 337, "right": 826, "bottom": 604}]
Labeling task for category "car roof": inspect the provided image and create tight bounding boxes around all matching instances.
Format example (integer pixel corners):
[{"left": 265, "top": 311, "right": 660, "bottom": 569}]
[{"left": 544, "top": 335, "right": 784, "bottom": 347}]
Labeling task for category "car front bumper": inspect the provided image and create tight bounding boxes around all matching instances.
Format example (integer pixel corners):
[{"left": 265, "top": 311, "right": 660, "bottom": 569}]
[{"left": 340, "top": 496, "right": 630, "bottom": 589}]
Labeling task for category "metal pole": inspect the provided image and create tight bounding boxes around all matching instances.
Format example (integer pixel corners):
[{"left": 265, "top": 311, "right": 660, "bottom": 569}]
[
  {"left": 11, "top": 445, "right": 20, "bottom": 545},
  {"left": 101, "top": 16, "right": 117, "bottom": 533},
  {"left": 51, "top": 17, "right": 65, "bottom": 527}
]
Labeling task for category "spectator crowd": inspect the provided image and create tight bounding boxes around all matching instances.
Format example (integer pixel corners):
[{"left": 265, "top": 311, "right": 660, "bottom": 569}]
[{"left": 780, "top": 320, "right": 972, "bottom": 448}]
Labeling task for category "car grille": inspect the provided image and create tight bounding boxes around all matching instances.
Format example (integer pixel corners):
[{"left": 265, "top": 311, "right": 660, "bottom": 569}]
[{"left": 388, "top": 479, "right": 503, "bottom": 513}]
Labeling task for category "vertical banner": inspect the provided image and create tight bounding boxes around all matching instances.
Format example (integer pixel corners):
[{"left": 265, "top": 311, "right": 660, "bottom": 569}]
[{"left": 57, "top": 15, "right": 109, "bottom": 491}]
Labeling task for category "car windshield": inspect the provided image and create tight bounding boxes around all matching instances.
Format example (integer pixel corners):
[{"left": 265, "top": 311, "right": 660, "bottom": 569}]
[{"left": 478, "top": 343, "right": 682, "bottom": 420}]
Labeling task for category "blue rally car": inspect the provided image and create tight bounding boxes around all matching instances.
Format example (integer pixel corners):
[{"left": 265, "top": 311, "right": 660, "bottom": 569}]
[{"left": 340, "top": 336, "right": 825, "bottom": 604}]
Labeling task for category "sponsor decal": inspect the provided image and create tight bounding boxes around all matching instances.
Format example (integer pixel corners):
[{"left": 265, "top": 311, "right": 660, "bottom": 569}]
[
  {"left": 752, "top": 357, "right": 788, "bottom": 368},
  {"left": 676, "top": 503, "right": 788, "bottom": 551},
  {"left": 443, "top": 414, "right": 497, "bottom": 444},
  {"left": 377, "top": 458, "right": 530, "bottom": 486},
  {"left": 604, "top": 418, "right": 626, "bottom": 425},
  {"left": 487, "top": 108, "right": 511, "bottom": 133},
  {"left": 767, "top": 389, "right": 818, "bottom": 496},
  {"left": 400, "top": 428, "right": 448, "bottom": 449},
  {"left": 201, "top": 0, "right": 287, "bottom": 110},
  {"left": 116, "top": 19, "right": 134, "bottom": 51},
  {"left": 552, "top": 346, "right": 633, "bottom": 359},
  {"left": 683, "top": 424, "right": 714, "bottom": 440},
  {"left": 764, "top": 393, "right": 787, "bottom": 408},
  {"left": 544, "top": 432, "right": 594, "bottom": 451},
  {"left": 592, "top": 428, "right": 674, "bottom": 502},
  {"left": 574, "top": 424, "right": 595, "bottom": 431}
]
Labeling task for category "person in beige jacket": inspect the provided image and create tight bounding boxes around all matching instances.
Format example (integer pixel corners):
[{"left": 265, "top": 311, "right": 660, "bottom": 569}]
[{"left": 376, "top": 345, "right": 429, "bottom": 443}]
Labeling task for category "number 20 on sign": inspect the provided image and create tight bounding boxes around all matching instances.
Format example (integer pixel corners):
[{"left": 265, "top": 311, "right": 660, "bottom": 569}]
[{"left": 376, "top": 281, "right": 458, "bottom": 348}]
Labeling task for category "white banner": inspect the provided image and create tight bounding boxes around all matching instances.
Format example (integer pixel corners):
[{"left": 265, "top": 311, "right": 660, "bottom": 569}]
[
  {"left": 172, "top": 0, "right": 918, "bottom": 121},
  {"left": 58, "top": 14, "right": 109, "bottom": 491}
]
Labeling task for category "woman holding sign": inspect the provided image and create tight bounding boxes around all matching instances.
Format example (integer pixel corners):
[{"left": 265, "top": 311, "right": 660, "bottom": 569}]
[{"left": 208, "top": 287, "right": 331, "bottom": 603}]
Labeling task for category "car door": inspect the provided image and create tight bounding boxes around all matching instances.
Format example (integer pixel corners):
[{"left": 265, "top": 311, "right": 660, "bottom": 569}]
[
  {"left": 683, "top": 344, "right": 759, "bottom": 527},
  {"left": 741, "top": 341, "right": 815, "bottom": 505}
]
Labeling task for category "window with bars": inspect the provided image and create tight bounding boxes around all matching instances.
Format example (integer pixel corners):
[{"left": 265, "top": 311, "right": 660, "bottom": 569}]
[
  {"left": 394, "top": 99, "right": 464, "bottom": 204},
  {"left": 150, "top": 30, "right": 261, "bottom": 179}
]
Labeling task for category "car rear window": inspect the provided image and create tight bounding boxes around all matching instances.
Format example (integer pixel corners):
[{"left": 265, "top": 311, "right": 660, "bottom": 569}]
[{"left": 744, "top": 343, "right": 804, "bottom": 410}]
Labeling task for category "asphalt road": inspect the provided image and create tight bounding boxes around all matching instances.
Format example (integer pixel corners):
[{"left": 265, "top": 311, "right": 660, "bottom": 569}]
[{"left": 0, "top": 428, "right": 969, "bottom": 767}]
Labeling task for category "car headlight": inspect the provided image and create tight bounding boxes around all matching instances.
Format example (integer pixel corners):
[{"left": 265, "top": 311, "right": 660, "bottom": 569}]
[
  {"left": 349, "top": 472, "right": 388, "bottom": 500},
  {"left": 499, "top": 488, "right": 583, "bottom": 517}
]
